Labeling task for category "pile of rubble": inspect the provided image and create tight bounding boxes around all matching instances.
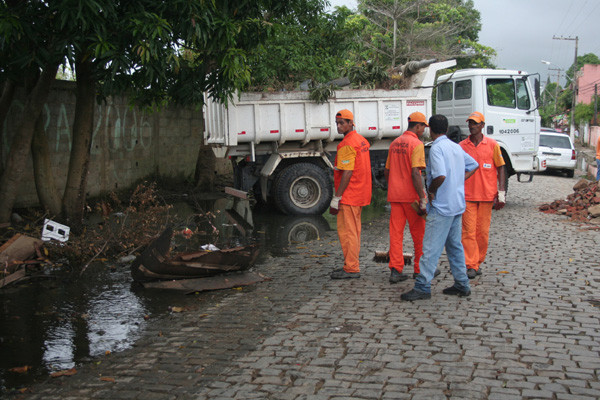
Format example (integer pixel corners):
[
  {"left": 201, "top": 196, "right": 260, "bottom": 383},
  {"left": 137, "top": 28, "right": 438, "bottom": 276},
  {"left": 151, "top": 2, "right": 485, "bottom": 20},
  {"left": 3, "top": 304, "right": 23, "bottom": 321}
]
[{"left": 539, "top": 179, "right": 600, "bottom": 226}]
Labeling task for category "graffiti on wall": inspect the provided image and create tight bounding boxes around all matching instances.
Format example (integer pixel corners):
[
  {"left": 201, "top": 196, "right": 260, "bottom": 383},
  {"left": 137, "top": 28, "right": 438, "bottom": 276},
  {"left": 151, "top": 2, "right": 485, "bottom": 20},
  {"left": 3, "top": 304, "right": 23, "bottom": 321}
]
[{"left": 1, "top": 100, "right": 153, "bottom": 165}]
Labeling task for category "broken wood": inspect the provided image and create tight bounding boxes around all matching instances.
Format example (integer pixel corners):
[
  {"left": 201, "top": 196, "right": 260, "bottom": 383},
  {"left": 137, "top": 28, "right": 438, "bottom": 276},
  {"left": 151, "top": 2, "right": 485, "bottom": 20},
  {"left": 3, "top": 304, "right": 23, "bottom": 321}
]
[
  {"left": 0, "top": 268, "right": 27, "bottom": 288},
  {"left": 141, "top": 271, "right": 266, "bottom": 294},
  {"left": 224, "top": 187, "right": 248, "bottom": 200},
  {"left": 225, "top": 208, "right": 253, "bottom": 236}
]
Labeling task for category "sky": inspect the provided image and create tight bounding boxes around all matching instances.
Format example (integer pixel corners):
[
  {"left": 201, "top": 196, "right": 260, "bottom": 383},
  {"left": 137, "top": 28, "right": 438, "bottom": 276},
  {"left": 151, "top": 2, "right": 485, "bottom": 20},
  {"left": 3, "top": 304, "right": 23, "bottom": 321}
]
[{"left": 327, "top": 0, "right": 600, "bottom": 87}]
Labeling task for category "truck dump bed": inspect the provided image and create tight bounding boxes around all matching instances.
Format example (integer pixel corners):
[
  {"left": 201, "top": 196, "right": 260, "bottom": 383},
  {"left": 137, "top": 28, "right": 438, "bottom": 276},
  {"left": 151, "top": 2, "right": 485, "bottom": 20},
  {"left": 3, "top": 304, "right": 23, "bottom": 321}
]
[{"left": 205, "top": 60, "right": 456, "bottom": 156}]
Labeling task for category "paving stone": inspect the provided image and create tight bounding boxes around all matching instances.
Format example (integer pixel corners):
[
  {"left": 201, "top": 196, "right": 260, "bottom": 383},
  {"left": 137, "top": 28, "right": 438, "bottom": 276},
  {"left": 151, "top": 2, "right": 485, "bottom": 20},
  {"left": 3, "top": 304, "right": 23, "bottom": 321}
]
[{"left": 9, "top": 175, "right": 600, "bottom": 400}]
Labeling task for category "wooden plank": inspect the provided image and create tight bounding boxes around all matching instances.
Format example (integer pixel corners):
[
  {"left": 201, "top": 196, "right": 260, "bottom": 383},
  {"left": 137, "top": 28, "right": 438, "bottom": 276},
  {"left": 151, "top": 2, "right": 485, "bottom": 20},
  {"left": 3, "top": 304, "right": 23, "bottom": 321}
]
[
  {"left": 225, "top": 208, "right": 253, "bottom": 236},
  {"left": 224, "top": 187, "right": 248, "bottom": 200},
  {"left": 141, "top": 271, "right": 266, "bottom": 293},
  {"left": 0, "top": 268, "right": 27, "bottom": 288}
]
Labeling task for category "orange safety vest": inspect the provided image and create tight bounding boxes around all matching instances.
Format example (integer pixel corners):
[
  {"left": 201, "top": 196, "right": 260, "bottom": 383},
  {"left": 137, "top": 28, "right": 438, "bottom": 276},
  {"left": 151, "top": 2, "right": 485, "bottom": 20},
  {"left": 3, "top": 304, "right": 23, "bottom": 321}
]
[
  {"left": 334, "top": 130, "right": 372, "bottom": 206},
  {"left": 385, "top": 131, "right": 425, "bottom": 203},
  {"left": 460, "top": 136, "right": 505, "bottom": 202}
]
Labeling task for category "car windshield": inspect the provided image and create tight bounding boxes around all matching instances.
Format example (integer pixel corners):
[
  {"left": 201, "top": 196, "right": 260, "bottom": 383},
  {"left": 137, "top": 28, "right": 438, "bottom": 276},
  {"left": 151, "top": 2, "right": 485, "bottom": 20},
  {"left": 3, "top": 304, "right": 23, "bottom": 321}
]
[{"left": 540, "top": 134, "right": 571, "bottom": 149}]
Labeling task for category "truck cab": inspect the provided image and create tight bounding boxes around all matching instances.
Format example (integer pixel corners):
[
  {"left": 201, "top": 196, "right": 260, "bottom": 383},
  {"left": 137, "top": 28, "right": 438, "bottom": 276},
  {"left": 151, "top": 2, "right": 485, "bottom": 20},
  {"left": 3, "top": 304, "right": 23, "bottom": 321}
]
[{"left": 435, "top": 69, "right": 542, "bottom": 181}]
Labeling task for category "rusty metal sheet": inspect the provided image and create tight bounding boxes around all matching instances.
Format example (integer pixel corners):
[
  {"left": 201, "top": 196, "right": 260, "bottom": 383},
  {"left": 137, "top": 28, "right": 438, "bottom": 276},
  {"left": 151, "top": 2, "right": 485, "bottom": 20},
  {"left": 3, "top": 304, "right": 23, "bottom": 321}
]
[
  {"left": 0, "top": 234, "right": 43, "bottom": 272},
  {"left": 141, "top": 271, "right": 266, "bottom": 294}
]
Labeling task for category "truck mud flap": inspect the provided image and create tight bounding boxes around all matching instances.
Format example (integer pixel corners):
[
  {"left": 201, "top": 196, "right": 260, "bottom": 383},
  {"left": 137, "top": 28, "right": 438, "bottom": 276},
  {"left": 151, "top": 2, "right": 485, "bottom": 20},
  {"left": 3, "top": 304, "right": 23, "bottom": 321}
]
[{"left": 516, "top": 172, "right": 534, "bottom": 183}]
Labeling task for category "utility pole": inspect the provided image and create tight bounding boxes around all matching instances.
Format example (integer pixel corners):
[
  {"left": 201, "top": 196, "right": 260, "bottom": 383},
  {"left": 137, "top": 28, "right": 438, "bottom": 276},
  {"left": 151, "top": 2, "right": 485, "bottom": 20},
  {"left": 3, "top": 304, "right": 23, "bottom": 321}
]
[
  {"left": 553, "top": 35, "right": 578, "bottom": 142},
  {"left": 594, "top": 84, "right": 598, "bottom": 126},
  {"left": 548, "top": 67, "right": 562, "bottom": 112}
]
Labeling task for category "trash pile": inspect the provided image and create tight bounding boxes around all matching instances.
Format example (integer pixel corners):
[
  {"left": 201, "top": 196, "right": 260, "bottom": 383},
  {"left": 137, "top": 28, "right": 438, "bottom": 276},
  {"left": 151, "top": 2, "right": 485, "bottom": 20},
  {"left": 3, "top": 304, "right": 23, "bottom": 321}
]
[{"left": 539, "top": 179, "right": 600, "bottom": 226}]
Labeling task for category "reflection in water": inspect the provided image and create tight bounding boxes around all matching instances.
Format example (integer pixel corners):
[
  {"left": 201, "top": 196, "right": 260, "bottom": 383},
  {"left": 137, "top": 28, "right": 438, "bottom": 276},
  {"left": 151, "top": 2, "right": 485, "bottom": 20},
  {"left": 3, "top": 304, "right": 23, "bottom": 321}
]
[
  {"left": 43, "top": 322, "right": 75, "bottom": 370},
  {"left": 0, "top": 192, "right": 386, "bottom": 393},
  {"left": 85, "top": 288, "right": 146, "bottom": 357}
]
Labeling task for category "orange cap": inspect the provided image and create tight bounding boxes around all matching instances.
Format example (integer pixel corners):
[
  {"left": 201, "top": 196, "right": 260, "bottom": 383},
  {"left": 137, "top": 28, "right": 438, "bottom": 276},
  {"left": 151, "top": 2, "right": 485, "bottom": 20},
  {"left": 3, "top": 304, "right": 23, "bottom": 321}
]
[
  {"left": 466, "top": 111, "right": 485, "bottom": 123},
  {"left": 336, "top": 109, "right": 354, "bottom": 121},
  {"left": 408, "top": 112, "right": 429, "bottom": 127}
]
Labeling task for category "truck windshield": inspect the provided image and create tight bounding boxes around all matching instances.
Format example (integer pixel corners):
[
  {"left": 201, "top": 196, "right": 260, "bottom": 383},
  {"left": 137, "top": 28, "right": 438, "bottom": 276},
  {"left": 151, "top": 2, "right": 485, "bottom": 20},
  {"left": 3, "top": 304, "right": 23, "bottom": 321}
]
[{"left": 486, "top": 78, "right": 531, "bottom": 110}]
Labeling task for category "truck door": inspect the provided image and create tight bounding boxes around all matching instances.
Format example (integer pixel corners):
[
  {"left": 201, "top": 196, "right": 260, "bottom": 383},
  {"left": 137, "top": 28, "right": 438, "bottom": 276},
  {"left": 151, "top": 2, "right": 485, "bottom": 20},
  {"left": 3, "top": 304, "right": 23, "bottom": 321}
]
[{"left": 483, "top": 77, "right": 539, "bottom": 174}]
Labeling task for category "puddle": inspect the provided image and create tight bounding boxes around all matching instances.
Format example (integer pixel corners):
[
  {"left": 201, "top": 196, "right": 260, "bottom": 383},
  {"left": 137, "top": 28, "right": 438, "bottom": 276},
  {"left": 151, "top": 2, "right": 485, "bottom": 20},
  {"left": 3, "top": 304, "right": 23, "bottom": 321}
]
[{"left": 0, "top": 190, "right": 387, "bottom": 394}]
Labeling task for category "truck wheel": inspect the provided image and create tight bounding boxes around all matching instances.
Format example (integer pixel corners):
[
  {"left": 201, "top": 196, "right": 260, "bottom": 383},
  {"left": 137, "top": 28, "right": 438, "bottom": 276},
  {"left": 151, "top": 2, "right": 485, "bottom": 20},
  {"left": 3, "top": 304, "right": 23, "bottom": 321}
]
[{"left": 273, "top": 163, "right": 332, "bottom": 215}]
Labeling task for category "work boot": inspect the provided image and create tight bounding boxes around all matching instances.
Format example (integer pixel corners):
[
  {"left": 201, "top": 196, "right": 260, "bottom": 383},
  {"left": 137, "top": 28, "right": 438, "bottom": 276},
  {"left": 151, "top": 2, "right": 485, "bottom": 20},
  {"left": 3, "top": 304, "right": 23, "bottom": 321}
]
[
  {"left": 467, "top": 269, "right": 477, "bottom": 279},
  {"left": 330, "top": 268, "right": 360, "bottom": 279},
  {"left": 400, "top": 288, "right": 431, "bottom": 301},
  {"left": 389, "top": 268, "right": 408, "bottom": 283},
  {"left": 442, "top": 285, "right": 471, "bottom": 297}
]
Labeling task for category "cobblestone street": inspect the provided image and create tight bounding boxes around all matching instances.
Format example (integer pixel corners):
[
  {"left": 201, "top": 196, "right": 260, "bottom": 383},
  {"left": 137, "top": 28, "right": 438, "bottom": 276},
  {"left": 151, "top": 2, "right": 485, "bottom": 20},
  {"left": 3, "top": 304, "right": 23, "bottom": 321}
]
[{"left": 18, "top": 174, "right": 600, "bottom": 400}]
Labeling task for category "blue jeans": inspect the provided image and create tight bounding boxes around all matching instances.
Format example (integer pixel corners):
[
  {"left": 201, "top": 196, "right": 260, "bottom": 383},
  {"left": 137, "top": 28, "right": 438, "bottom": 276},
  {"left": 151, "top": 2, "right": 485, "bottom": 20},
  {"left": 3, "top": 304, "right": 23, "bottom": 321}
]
[
  {"left": 596, "top": 159, "right": 600, "bottom": 181},
  {"left": 414, "top": 207, "right": 470, "bottom": 294}
]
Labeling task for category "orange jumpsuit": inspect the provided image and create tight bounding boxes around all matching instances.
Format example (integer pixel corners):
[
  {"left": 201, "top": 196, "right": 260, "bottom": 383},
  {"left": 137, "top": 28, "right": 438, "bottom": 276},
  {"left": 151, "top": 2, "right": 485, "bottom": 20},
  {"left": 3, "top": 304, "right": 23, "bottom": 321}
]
[
  {"left": 334, "top": 131, "right": 372, "bottom": 273},
  {"left": 385, "top": 131, "right": 426, "bottom": 274},
  {"left": 459, "top": 136, "right": 505, "bottom": 272}
]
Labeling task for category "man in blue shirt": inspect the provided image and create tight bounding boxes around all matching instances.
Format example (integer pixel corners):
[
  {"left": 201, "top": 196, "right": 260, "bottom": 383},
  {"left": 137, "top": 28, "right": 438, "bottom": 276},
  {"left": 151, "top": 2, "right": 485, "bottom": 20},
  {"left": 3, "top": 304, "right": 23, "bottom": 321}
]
[{"left": 401, "top": 115, "right": 479, "bottom": 301}]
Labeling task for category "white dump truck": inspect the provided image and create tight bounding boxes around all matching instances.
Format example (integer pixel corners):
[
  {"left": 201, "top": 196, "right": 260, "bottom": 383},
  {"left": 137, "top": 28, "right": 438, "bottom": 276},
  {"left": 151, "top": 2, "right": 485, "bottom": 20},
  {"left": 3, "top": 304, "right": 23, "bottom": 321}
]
[
  {"left": 436, "top": 68, "right": 543, "bottom": 188},
  {"left": 204, "top": 60, "right": 542, "bottom": 215}
]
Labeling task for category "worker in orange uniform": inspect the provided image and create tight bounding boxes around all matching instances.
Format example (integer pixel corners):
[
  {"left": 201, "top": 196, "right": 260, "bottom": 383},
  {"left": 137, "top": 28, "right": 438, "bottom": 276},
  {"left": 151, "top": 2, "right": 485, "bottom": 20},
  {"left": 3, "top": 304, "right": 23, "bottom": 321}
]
[
  {"left": 385, "top": 112, "right": 428, "bottom": 283},
  {"left": 329, "top": 109, "right": 372, "bottom": 279},
  {"left": 459, "top": 111, "right": 506, "bottom": 279}
]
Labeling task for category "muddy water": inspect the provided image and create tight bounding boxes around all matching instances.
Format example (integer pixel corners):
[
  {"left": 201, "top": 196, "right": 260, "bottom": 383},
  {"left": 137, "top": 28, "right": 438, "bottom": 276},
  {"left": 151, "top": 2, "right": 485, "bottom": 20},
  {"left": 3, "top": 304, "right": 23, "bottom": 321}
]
[{"left": 0, "top": 190, "right": 387, "bottom": 394}]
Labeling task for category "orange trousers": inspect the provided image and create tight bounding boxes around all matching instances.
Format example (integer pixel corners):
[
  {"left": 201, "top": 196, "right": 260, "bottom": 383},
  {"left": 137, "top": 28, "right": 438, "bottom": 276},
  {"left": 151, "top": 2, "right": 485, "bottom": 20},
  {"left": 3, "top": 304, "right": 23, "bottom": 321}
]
[
  {"left": 462, "top": 201, "right": 493, "bottom": 271},
  {"left": 337, "top": 204, "right": 363, "bottom": 273},
  {"left": 389, "top": 202, "right": 425, "bottom": 274}
]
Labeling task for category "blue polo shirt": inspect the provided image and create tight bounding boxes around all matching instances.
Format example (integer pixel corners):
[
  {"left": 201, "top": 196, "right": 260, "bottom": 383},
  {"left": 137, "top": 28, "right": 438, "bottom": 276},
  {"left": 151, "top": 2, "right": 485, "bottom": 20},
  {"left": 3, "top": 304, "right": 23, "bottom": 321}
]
[{"left": 426, "top": 135, "right": 478, "bottom": 216}]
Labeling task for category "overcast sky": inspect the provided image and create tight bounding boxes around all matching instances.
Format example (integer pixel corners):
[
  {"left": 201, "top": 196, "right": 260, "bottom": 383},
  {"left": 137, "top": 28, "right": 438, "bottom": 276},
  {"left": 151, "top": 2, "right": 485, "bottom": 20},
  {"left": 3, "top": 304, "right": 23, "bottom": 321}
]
[{"left": 328, "top": 0, "right": 600, "bottom": 87}]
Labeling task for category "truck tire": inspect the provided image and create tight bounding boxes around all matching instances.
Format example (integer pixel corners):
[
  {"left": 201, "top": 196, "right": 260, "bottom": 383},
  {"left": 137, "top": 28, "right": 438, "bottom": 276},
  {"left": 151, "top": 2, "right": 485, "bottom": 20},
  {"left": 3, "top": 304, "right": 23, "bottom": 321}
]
[
  {"left": 273, "top": 162, "right": 332, "bottom": 215},
  {"left": 272, "top": 215, "right": 330, "bottom": 252}
]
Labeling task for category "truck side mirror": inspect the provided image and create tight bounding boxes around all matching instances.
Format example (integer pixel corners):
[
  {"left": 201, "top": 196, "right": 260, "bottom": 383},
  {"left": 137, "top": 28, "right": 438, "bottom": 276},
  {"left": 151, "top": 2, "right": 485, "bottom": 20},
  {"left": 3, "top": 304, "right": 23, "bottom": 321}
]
[{"left": 534, "top": 78, "right": 540, "bottom": 102}]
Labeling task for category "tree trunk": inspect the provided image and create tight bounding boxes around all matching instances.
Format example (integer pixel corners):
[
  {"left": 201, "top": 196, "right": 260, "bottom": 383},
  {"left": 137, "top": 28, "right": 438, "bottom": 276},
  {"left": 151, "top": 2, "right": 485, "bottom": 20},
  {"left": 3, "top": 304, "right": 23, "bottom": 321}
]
[
  {"left": 61, "top": 56, "right": 95, "bottom": 226},
  {"left": 0, "top": 65, "right": 58, "bottom": 224},
  {"left": 194, "top": 112, "right": 215, "bottom": 190},
  {"left": 194, "top": 144, "right": 216, "bottom": 190},
  {"left": 31, "top": 113, "right": 62, "bottom": 216},
  {"left": 0, "top": 80, "right": 17, "bottom": 177}
]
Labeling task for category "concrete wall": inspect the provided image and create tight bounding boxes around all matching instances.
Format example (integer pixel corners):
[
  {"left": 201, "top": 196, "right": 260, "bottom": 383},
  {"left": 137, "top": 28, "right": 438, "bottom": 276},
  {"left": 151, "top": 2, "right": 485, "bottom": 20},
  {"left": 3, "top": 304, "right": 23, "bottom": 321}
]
[
  {"left": 576, "top": 64, "right": 600, "bottom": 105},
  {"left": 1, "top": 80, "right": 210, "bottom": 207}
]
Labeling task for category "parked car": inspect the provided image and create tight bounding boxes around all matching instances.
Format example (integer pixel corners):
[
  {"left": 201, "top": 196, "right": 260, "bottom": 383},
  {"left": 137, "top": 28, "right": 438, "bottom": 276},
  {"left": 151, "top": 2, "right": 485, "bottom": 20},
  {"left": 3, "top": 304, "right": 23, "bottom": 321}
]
[
  {"left": 541, "top": 127, "right": 560, "bottom": 133},
  {"left": 538, "top": 132, "right": 576, "bottom": 177}
]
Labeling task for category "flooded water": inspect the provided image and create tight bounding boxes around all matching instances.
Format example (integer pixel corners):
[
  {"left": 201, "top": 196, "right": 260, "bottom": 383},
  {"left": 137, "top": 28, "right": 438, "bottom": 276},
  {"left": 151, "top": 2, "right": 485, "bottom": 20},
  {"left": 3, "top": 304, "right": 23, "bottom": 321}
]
[{"left": 0, "top": 190, "right": 387, "bottom": 394}]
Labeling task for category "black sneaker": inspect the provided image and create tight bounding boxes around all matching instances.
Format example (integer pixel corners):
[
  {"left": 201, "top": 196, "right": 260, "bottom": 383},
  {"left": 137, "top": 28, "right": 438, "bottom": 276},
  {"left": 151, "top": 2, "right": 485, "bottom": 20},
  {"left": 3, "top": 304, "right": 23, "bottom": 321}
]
[
  {"left": 389, "top": 268, "right": 408, "bottom": 283},
  {"left": 400, "top": 288, "right": 431, "bottom": 301},
  {"left": 330, "top": 269, "right": 361, "bottom": 279},
  {"left": 442, "top": 285, "right": 471, "bottom": 297},
  {"left": 467, "top": 269, "right": 477, "bottom": 279},
  {"left": 476, "top": 268, "right": 482, "bottom": 276}
]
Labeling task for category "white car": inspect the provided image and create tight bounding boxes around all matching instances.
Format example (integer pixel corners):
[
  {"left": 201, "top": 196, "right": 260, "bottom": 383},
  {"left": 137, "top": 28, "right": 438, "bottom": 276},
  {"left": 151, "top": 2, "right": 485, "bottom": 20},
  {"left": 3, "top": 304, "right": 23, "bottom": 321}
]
[{"left": 538, "top": 132, "right": 576, "bottom": 177}]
